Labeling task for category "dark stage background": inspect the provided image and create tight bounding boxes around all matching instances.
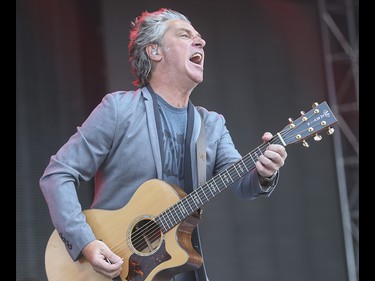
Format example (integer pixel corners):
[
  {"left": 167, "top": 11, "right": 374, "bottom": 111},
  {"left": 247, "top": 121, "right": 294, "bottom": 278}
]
[{"left": 17, "top": 0, "right": 348, "bottom": 280}]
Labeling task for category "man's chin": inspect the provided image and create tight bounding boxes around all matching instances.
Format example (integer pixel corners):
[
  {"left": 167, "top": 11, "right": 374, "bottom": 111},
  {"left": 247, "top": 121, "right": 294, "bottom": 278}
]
[{"left": 193, "top": 74, "right": 204, "bottom": 84}]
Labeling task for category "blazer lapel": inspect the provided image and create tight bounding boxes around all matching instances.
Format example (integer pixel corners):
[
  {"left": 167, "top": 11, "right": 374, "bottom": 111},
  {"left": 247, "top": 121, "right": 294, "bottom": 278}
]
[{"left": 141, "top": 86, "right": 163, "bottom": 179}]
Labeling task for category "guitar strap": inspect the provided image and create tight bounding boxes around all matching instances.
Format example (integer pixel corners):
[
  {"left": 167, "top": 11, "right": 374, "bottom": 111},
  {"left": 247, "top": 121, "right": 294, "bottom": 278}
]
[
  {"left": 196, "top": 110, "right": 206, "bottom": 187},
  {"left": 193, "top": 110, "right": 209, "bottom": 281}
]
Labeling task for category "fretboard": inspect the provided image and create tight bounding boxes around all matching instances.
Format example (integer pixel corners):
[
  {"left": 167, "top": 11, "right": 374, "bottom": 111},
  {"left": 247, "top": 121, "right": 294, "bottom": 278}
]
[{"left": 155, "top": 133, "right": 284, "bottom": 233}]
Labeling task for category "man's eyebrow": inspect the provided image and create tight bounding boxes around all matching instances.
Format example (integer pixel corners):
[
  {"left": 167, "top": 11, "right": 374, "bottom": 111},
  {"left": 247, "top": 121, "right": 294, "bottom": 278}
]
[{"left": 179, "top": 28, "right": 202, "bottom": 38}]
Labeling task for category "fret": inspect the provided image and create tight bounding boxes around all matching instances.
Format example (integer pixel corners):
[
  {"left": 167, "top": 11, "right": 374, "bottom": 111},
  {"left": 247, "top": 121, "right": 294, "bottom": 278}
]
[
  {"left": 183, "top": 198, "right": 195, "bottom": 214},
  {"left": 178, "top": 201, "right": 189, "bottom": 216},
  {"left": 159, "top": 214, "right": 168, "bottom": 231},
  {"left": 255, "top": 150, "right": 261, "bottom": 160},
  {"left": 249, "top": 152, "right": 256, "bottom": 164},
  {"left": 169, "top": 209, "right": 178, "bottom": 225},
  {"left": 233, "top": 164, "right": 242, "bottom": 177},
  {"left": 230, "top": 165, "right": 240, "bottom": 178},
  {"left": 201, "top": 187, "right": 209, "bottom": 201},
  {"left": 195, "top": 187, "right": 209, "bottom": 202},
  {"left": 163, "top": 213, "right": 172, "bottom": 229},
  {"left": 184, "top": 198, "right": 194, "bottom": 215},
  {"left": 213, "top": 178, "right": 220, "bottom": 192},
  {"left": 242, "top": 155, "right": 250, "bottom": 168},
  {"left": 165, "top": 212, "right": 173, "bottom": 229},
  {"left": 156, "top": 217, "right": 166, "bottom": 233},
  {"left": 190, "top": 192, "right": 200, "bottom": 209},
  {"left": 171, "top": 206, "right": 182, "bottom": 223},
  {"left": 238, "top": 158, "right": 249, "bottom": 173},
  {"left": 171, "top": 204, "right": 180, "bottom": 218},
  {"left": 194, "top": 190, "right": 204, "bottom": 205},
  {"left": 207, "top": 181, "right": 217, "bottom": 195},
  {"left": 224, "top": 169, "right": 234, "bottom": 184},
  {"left": 218, "top": 173, "right": 225, "bottom": 188}
]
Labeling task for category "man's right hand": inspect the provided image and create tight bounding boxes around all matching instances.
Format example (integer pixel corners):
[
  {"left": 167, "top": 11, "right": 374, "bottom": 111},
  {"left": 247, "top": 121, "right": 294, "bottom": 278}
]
[{"left": 82, "top": 239, "right": 124, "bottom": 279}]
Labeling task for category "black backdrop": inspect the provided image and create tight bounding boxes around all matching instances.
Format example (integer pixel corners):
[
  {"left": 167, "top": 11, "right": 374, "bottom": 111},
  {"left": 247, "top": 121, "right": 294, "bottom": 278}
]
[{"left": 17, "top": 0, "right": 348, "bottom": 280}]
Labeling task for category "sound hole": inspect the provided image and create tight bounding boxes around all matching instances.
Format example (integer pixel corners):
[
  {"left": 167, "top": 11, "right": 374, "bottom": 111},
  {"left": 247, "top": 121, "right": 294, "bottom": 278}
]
[{"left": 131, "top": 219, "right": 162, "bottom": 254}]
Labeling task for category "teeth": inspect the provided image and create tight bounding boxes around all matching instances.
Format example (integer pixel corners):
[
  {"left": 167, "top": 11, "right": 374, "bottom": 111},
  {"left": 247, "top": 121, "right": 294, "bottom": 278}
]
[
  {"left": 191, "top": 53, "right": 202, "bottom": 60},
  {"left": 190, "top": 53, "right": 203, "bottom": 64}
]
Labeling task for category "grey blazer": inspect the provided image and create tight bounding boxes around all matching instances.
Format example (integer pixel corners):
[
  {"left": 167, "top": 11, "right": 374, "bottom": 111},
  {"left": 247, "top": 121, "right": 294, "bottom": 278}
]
[{"left": 40, "top": 86, "right": 277, "bottom": 271}]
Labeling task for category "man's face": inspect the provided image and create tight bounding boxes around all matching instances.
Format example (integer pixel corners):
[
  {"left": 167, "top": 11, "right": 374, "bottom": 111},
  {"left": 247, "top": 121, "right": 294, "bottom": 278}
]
[{"left": 158, "top": 19, "right": 206, "bottom": 87}]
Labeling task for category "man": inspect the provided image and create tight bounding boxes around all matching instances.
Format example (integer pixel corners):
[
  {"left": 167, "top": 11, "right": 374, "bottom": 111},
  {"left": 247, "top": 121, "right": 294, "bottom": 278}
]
[{"left": 40, "top": 8, "right": 287, "bottom": 281}]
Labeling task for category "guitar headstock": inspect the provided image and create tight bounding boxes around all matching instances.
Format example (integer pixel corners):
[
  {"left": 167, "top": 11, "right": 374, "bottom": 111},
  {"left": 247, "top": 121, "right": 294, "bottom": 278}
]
[{"left": 279, "top": 101, "right": 337, "bottom": 147}]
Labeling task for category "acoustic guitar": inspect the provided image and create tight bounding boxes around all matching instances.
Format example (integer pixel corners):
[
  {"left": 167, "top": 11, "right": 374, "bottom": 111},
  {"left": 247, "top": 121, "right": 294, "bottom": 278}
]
[{"left": 45, "top": 101, "right": 337, "bottom": 281}]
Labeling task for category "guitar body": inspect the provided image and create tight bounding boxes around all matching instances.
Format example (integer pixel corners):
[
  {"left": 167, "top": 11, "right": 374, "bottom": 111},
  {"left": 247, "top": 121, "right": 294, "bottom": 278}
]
[{"left": 45, "top": 179, "right": 203, "bottom": 281}]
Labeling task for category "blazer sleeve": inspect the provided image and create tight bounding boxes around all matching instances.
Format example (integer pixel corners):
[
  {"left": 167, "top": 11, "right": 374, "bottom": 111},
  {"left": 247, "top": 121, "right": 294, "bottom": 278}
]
[
  {"left": 39, "top": 93, "right": 118, "bottom": 260},
  {"left": 199, "top": 106, "right": 278, "bottom": 200}
]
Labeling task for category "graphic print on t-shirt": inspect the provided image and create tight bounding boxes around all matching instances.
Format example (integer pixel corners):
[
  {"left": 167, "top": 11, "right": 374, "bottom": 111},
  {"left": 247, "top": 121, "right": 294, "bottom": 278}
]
[{"left": 162, "top": 128, "right": 185, "bottom": 187}]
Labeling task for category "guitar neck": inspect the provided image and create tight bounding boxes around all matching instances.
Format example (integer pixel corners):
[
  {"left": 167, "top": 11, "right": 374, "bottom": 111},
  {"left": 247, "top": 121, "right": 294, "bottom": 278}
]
[
  {"left": 156, "top": 101, "right": 338, "bottom": 233},
  {"left": 156, "top": 133, "right": 285, "bottom": 233}
]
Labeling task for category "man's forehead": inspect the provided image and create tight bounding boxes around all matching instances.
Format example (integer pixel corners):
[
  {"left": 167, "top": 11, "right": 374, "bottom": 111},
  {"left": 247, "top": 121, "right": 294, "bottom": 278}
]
[{"left": 165, "top": 19, "right": 199, "bottom": 34}]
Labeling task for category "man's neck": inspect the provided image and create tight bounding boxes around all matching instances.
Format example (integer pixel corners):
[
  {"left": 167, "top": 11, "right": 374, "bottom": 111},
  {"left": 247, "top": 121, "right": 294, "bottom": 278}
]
[{"left": 149, "top": 80, "right": 195, "bottom": 108}]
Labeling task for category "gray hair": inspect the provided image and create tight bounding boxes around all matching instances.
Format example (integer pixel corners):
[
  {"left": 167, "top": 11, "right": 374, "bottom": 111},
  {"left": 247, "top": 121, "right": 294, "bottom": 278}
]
[{"left": 128, "top": 8, "right": 190, "bottom": 87}]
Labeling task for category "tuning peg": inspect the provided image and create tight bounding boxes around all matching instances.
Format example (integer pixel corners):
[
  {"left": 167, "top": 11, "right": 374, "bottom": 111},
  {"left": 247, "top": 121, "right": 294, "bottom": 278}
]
[
  {"left": 327, "top": 127, "right": 335, "bottom": 135},
  {"left": 300, "top": 111, "right": 307, "bottom": 121},
  {"left": 314, "top": 134, "right": 322, "bottom": 141},
  {"left": 312, "top": 102, "right": 319, "bottom": 108},
  {"left": 288, "top": 118, "right": 296, "bottom": 129},
  {"left": 302, "top": 140, "right": 309, "bottom": 147}
]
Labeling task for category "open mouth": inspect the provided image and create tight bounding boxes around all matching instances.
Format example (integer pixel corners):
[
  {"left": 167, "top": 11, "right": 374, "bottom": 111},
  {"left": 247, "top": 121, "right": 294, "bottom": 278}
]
[{"left": 189, "top": 53, "right": 203, "bottom": 65}]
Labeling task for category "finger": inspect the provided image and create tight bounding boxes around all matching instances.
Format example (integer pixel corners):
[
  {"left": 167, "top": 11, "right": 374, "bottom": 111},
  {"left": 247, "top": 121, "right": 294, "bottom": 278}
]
[
  {"left": 263, "top": 149, "right": 280, "bottom": 161},
  {"left": 97, "top": 257, "right": 123, "bottom": 278},
  {"left": 259, "top": 155, "right": 280, "bottom": 175},
  {"left": 255, "top": 160, "right": 274, "bottom": 177},
  {"left": 101, "top": 248, "right": 124, "bottom": 272},
  {"left": 266, "top": 144, "right": 287, "bottom": 160},
  {"left": 107, "top": 262, "right": 123, "bottom": 277},
  {"left": 262, "top": 152, "right": 285, "bottom": 170},
  {"left": 104, "top": 251, "right": 123, "bottom": 266},
  {"left": 261, "top": 132, "right": 273, "bottom": 142}
]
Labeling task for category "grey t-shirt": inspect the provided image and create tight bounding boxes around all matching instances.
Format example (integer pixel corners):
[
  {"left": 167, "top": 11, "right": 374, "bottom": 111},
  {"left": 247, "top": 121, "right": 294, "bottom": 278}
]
[{"left": 156, "top": 94, "right": 187, "bottom": 188}]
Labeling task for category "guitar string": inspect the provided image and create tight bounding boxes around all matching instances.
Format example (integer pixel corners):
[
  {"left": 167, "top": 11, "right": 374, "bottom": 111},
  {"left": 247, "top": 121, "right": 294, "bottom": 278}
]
[
  {"left": 109, "top": 115, "right": 322, "bottom": 254},
  {"left": 107, "top": 107, "right": 329, "bottom": 255},
  {"left": 112, "top": 126, "right": 324, "bottom": 255},
  {"left": 108, "top": 115, "right": 313, "bottom": 254},
  {"left": 142, "top": 112, "right": 333, "bottom": 248},
  {"left": 107, "top": 129, "right": 288, "bottom": 254},
  {"left": 130, "top": 114, "right": 335, "bottom": 252},
  {"left": 119, "top": 138, "right": 282, "bottom": 252},
  {"left": 125, "top": 114, "right": 312, "bottom": 250}
]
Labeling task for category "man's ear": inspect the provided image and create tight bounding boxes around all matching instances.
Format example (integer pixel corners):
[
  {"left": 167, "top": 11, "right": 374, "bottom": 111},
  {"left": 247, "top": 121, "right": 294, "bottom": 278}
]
[{"left": 146, "top": 45, "right": 162, "bottom": 61}]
